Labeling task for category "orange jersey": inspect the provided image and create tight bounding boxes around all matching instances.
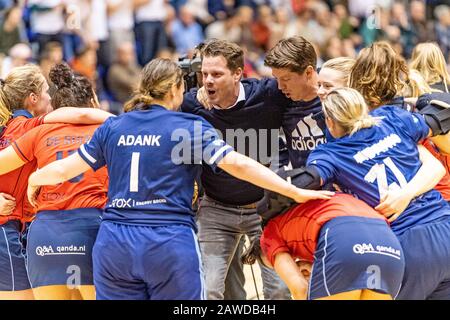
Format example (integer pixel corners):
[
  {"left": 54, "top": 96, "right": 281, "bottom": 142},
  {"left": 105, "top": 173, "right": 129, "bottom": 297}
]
[
  {"left": 261, "top": 193, "right": 386, "bottom": 266},
  {"left": 13, "top": 123, "right": 108, "bottom": 212},
  {"left": 0, "top": 111, "right": 46, "bottom": 224},
  {"left": 422, "top": 139, "right": 450, "bottom": 201}
]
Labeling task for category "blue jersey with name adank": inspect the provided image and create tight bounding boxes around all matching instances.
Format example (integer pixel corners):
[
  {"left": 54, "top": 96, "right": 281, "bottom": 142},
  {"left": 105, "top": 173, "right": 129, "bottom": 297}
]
[
  {"left": 307, "top": 106, "right": 450, "bottom": 235},
  {"left": 78, "top": 105, "right": 232, "bottom": 231}
]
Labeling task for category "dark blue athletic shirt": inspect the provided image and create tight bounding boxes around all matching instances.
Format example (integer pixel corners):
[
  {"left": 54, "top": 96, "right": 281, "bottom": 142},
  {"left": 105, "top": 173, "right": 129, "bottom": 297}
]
[
  {"left": 307, "top": 106, "right": 450, "bottom": 236},
  {"left": 78, "top": 105, "right": 232, "bottom": 231}
]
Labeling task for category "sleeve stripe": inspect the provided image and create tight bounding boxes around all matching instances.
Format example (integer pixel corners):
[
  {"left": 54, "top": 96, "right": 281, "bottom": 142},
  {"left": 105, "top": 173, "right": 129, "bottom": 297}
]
[
  {"left": 208, "top": 145, "right": 233, "bottom": 165},
  {"left": 79, "top": 144, "right": 97, "bottom": 164},
  {"left": 13, "top": 142, "right": 30, "bottom": 162}
]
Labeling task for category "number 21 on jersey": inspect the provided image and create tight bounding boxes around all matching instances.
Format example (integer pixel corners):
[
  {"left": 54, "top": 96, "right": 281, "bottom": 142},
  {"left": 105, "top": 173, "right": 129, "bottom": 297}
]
[{"left": 364, "top": 157, "right": 408, "bottom": 199}]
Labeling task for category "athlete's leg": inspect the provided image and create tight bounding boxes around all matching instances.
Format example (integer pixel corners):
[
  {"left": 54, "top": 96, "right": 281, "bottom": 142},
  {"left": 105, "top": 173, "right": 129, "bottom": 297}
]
[
  {"left": 360, "top": 290, "right": 392, "bottom": 300},
  {"left": 32, "top": 285, "right": 73, "bottom": 300},
  {"left": 0, "top": 289, "right": 34, "bottom": 300},
  {"left": 0, "top": 222, "right": 33, "bottom": 299},
  {"left": 315, "top": 290, "right": 362, "bottom": 300},
  {"left": 146, "top": 226, "right": 204, "bottom": 300},
  {"left": 78, "top": 285, "right": 96, "bottom": 300}
]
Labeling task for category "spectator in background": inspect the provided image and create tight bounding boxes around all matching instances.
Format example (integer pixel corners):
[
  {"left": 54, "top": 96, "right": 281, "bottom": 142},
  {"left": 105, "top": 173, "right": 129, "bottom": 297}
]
[
  {"left": 333, "top": 3, "right": 358, "bottom": 39},
  {"left": 236, "top": 5, "right": 256, "bottom": 50},
  {"left": 38, "top": 41, "right": 63, "bottom": 95},
  {"left": 285, "top": 7, "right": 316, "bottom": 43},
  {"left": 205, "top": 12, "right": 241, "bottom": 43},
  {"left": 169, "top": 5, "right": 204, "bottom": 56},
  {"left": 268, "top": 6, "right": 289, "bottom": 49},
  {"left": 86, "top": 0, "right": 111, "bottom": 70},
  {"left": 251, "top": 4, "right": 272, "bottom": 51},
  {"left": 27, "top": 0, "right": 65, "bottom": 55},
  {"left": 106, "top": 41, "right": 140, "bottom": 104},
  {"left": 434, "top": 5, "right": 450, "bottom": 59},
  {"left": 71, "top": 45, "right": 97, "bottom": 85},
  {"left": 186, "top": 0, "right": 215, "bottom": 27},
  {"left": 0, "top": 43, "right": 32, "bottom": 78},
  {"left": 208, "top": 0, "right": 237, "bottom": 20},
  {"left": 134, "top": 0, "right": 169, "bottom": 66},
  {"left": 106, "top": 0, "right": 134, "bottom": 61},
  {"left": 0, "top": 5, "right": 27, "bottom": 56},
  {"left": 407, "top": 0, "right": 435, "bottom": 56}
]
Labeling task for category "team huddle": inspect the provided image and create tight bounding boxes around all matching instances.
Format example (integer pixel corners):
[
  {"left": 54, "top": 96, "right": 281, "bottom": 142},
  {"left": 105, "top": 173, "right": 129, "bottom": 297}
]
[{"left": 0, "top": 35, "right": 449, "bottom": 300}]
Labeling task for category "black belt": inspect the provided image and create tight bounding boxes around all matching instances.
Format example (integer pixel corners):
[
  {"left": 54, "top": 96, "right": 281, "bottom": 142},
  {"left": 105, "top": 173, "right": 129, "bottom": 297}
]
[{"left": 204, "top": 195, "right": 258, "bottom": 210}]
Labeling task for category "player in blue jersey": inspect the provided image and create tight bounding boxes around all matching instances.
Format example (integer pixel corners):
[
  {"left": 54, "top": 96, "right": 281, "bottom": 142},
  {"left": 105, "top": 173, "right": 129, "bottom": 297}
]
[
  {"left": 25, "top": 58, "right": 333, "bottom": 300},
  {"left": 302, "top": 88, "right": 450, "bottom": 299}
]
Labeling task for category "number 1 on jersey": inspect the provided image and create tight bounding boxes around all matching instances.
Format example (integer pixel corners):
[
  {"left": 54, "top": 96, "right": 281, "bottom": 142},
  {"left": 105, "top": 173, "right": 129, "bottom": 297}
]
[{"left": 130, "top": 152, "right": 140, "bottom": 192}]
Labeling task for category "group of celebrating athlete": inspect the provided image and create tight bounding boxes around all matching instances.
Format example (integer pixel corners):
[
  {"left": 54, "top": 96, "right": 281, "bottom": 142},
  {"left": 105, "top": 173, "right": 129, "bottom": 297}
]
[{"left": 0, "top": 34, "right": 449, "bottom": 300}]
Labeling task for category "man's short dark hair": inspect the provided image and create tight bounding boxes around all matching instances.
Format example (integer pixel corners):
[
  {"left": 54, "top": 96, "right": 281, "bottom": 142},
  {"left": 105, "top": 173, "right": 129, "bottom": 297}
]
[
  {"left": 201, "top": 39, "right": 244, "bottom": 72},
  {"left": 264, "top": 36, "right": 317, "bottom": 73}
]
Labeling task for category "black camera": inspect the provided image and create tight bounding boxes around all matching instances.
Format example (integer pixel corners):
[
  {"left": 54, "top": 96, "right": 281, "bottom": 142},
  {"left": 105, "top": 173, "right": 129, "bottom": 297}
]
[{"left": 178, "top": 55, "right": 202, "bottom": 91}]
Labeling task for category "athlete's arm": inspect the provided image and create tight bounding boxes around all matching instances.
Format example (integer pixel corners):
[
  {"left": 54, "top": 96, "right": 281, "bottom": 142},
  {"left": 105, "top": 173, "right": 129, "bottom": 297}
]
[
  {"left": 217, "top": 151, "right": 334, "bottom": 203},
  {"left": 273, "top": 252, "right": 309, "bottom": 300},
  {"left": 27, "top": 152, "right": 91, "bottom": 207},
  {"left": 43, "top": 107, "right": 115, "bottom": 125},
  {"left": 429, "top": 134, "right": 450, "bottom": 156},
  {"left": 0, "top": 146, "right": 26, "bottom": 175},
  {"left": 0, "top": 193, "right": 15, "bottom": 216},
  {"left": 375, "top": 145, "right": 445, "bottom": 222}
]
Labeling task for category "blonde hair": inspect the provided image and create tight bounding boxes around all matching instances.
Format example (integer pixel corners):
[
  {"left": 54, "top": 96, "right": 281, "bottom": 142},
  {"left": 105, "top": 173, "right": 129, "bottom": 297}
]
[
  {"left": 410, "top": 42, "right": 450, "bottom": 92},
  {"left": 403, "top": 69, "right": 434, "bottom": 98},
  {"left": 321, "top": 57, "right": 356, "bottom": 86},
  {"left": 322, "top": 87, "right": 381, "bottom": 136},
  {"left": 349, "top": 41, "right": 409, "bottom": 109},
  {"left": 0, "top": 64, "right": 46, "bottom": 126},
  {"left": 124, "top": 58, "right": 183, "bottom": 112}
]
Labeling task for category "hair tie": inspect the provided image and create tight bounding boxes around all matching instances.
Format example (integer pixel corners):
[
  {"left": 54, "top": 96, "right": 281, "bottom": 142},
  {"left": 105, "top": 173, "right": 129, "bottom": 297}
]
[{"left": 0, "top": 79, "right": 5, "bottom": 87}]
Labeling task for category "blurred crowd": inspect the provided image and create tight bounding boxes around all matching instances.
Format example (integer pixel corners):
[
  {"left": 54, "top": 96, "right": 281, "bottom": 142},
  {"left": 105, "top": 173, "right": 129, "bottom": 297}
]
[{"left": 0, "top": 0, "right": 449, "bottom": 114}]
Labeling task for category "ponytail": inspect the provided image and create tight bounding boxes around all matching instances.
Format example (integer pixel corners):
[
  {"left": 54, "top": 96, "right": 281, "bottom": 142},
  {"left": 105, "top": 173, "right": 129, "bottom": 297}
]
[
  {"left": 349, "top": 117, "right": 380, "bottom": 136},
  {"left": 124, "top": 93, "right": 154, "bottom": 113},
  {"left": 323, "top": 88, "right": 381, "bottom": 136},
  {"left": 124, "top": 58, "right": 183, "bottom": 113}
]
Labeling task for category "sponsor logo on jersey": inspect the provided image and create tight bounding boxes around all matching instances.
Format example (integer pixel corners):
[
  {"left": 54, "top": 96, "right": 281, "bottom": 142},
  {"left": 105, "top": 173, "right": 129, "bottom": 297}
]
[
  {"left": 35, "top": 245, "right": 86, "bottom": 256},
  {"left": 352, "top": 243, "right": 401, "bottom": 259},
  {"left": 290, "top": 114, "right": 325, "bottom": 151}
]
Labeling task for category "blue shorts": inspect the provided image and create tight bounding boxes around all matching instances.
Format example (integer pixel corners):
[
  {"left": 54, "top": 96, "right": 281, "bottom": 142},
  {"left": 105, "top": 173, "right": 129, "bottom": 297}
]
[
  {"left": 396, "top": 216, "right": 450, "bottom": 300},
  {"left": 93, "top": 221, "right": 205, "bottom": 300},
  {"left": 26, "top": 208, "right": 101, "bottom": 288},
  {"left": 308, "top": 216, "right": 405, "bottom": 300},
  {"left": 0, "top": 220, "right": 31, "bottom": 291}
]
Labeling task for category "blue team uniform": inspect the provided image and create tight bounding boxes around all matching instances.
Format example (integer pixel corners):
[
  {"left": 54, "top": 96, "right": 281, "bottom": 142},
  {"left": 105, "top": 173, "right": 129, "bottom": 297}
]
[
  {"left": 78, "top": 105, "right": 233, "bottom": 300},
  {"left": 307, "top": 106, "right": 450, "bottom": 299}
]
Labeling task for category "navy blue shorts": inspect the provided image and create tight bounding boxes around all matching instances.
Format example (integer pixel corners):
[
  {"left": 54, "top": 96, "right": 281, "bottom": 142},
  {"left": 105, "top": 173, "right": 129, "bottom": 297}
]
[
  {"left": 0, "top": 220, "right": 31, "bottom": 291},
  {"left": 93, "top": 221, "right": 205, "bottom": 300},
  {"left": 396, "top": 216, "right": 450, "bottom": 300},
  {"left": 26, "top": 208, "right": 101, "bottom": 288},
  {"left": 308, "top": 216, "right": 405, "bottom": 300}
]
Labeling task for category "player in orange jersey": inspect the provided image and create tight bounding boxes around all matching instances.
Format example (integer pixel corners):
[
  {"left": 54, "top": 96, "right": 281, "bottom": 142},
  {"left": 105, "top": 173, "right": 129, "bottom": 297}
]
[
  {"left": 247, "top": 193, "right": 404, "bottom": 300},
  {"left": 0, "top": 64, "right": 112, "bottom": 299}
]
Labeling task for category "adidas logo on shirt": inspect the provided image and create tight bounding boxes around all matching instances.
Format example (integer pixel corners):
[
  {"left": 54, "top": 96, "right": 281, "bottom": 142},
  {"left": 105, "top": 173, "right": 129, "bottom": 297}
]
[{"left": 291, "top": 114, "right": 326, "bottom": 151}]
